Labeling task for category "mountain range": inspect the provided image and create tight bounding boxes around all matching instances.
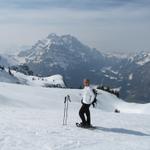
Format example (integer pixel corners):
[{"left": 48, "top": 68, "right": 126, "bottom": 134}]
[{"left": 1, "top": 33, "right": 150, "bottom": 103}]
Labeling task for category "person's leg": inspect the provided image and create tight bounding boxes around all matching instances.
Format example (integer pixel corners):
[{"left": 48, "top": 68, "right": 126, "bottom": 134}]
[
  {"left": 85, "top": 105, "right": 91, "bottom": 125},
  {"left": 79, "top": 104, "right": 86, "bottom": 125}
]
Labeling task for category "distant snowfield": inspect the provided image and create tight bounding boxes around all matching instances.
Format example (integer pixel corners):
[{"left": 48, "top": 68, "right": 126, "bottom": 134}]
[{"left": 0, "top": 82, "right": 150, "bottom": 150}]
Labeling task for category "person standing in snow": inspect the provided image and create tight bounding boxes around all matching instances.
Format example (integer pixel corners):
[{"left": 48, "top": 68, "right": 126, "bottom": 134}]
[{"left": 79, "top": 79, "right": 95, "bottom": 127}]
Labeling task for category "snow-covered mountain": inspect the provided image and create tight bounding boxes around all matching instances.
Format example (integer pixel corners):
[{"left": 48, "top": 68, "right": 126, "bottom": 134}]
[
  {"left": 0, "top": 82, "right": 150, "bottom": 150},
  {"left": 18, "top": 33, "right": 104, "bottom": 87},
  {"left": 130, "top": 51, "right": 150, "bottom": 66},
  {"left": 103, "top": 51, "right": 150, "bottom": 66},
  {"left": 102, "top": 51, "right": 150, "bottom": 103},
  {"left": 15, "top": 34, "right": 150, "bottom": 103},
  {"left": 18, "top": 33, "right": 103, "bottom": 68}
]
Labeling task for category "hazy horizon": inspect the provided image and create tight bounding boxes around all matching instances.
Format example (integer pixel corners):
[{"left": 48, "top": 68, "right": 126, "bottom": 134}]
[{"left": 0, "top": 0, "right": 150, "bottom": 54}]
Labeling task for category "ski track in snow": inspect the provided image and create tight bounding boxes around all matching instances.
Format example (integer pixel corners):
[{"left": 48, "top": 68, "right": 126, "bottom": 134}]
[{"left": 0, "top": 82, "right": 150, "bottom": 150}]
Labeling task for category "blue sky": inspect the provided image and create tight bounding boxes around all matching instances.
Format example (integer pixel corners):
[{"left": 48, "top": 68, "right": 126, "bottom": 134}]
[{"left": 0, "top": 0, "right": 150, "bottom": 53}]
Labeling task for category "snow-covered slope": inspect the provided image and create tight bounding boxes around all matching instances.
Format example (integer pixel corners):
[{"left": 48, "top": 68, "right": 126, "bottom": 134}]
[
  {"left": 95, "top": 90, "right": 150, "bottom": 114},
  {"left": 0, "top": 82, "right": 149, "bottom": 114},
  {"left": 0, "top": 82, "right": 150, "bottom": 150},
  {"left": 0, "top": 67, "right": 65, "bottom": 88},
  {"left": 11, "top": 70, "right": 66, "bottom": 88},
  {"left": 0, "top": 68, "right": 20, "bottom": 84}
]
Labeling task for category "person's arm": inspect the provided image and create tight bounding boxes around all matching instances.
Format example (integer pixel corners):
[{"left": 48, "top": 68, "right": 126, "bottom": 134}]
[
  {"left": 89, "top": 88, "right": 95, "bottom": 104},
  {"left": 80, "top": 89, "right": 84, "bottom": 103}
]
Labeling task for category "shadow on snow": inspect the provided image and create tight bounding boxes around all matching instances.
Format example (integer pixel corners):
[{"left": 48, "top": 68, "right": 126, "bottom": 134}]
[{"left": 91, "top": 126, "right": 150, "bottom": 136}]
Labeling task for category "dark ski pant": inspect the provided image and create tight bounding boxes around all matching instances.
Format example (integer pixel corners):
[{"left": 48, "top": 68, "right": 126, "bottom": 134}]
[{"left": 79, "top": 103, "right": 91, "bottom": 125}]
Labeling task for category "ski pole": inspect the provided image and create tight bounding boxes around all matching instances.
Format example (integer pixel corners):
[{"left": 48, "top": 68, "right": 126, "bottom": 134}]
[
  {"left": 66, "top": 95, "right": 71, "bottom": 125},
  {"left": 63, "top": 95, "right": 71, "bottom": 125},
  {"left": 63, "top": 96, "right": 67, "bottom": 125},
  {"left": 65, "top": 98, "right": 68, "bottom": 125}
]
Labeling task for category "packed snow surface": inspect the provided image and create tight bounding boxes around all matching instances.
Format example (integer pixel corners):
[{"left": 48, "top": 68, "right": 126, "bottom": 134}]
[{"left": 0, "top": 82, "right": 150, "bottom": 150}]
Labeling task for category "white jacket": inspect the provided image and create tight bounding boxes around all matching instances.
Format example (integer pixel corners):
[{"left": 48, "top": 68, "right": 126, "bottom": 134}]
[{"left": 82, "top": 86, "right": 95, "bottom": 104}]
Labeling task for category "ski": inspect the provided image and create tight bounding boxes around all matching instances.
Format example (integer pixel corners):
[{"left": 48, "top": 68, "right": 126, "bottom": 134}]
[{"left": 76, "top": 123, "right": 96, "bottom": 129}]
